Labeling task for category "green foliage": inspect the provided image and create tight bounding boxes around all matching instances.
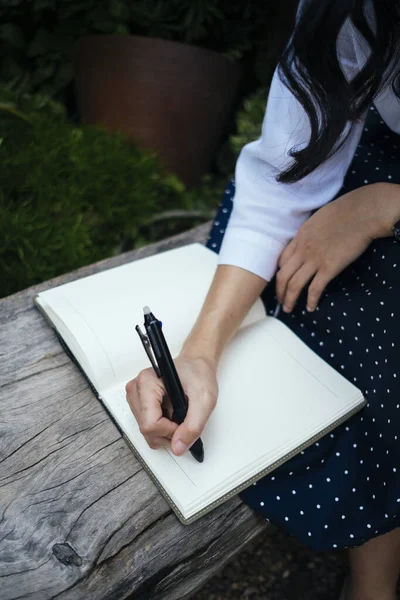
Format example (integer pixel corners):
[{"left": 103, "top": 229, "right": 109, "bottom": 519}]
[
  {"left": 0, "top": 0, "right": 103, "bottom": 97},
  {"left": 216, "top": 88, "right": 268, "bottom": 176},
  {"left": 229, "top": 89, "right": 268, "bottom": 155},
  {"left": 0, "top": 86, "right": 218, "bottom": 298},
  {"left": 127, "top": 173, "right": 225, "bottom": 250},
  {"left": 0, "top": 0, "right": 272, "bottom": 98},
  {"left": 129, "top": 0, "right": 270, "bottom": 58}
]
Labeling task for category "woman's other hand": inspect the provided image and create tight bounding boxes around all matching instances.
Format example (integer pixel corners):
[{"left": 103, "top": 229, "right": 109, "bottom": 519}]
[{"left": 276, "top": 183, "right": 400, "bottom": 312}]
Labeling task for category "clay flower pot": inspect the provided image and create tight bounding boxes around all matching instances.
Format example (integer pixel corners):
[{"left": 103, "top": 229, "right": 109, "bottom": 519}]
[{"left": 75, "top": 35, "right": 243, "bottom": 187}]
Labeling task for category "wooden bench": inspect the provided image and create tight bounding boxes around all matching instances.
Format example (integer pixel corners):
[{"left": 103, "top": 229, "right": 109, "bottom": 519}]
[{"left": 0, "top": 223, "right": 268, "bottom": 600}]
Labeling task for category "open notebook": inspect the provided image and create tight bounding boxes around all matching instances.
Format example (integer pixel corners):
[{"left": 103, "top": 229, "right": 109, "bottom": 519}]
[{"left": 34, "top": 243, "right": 366, "bottom": 524}]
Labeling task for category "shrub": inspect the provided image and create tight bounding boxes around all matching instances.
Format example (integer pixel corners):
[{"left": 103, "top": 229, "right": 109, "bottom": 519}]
[
  {"left": 0, "top": 87, "right": 196, "bottom": 297},
  {"left": 216, "top": 88, "right": 268, "bottom": 176},
  {"left": 229, "top": 89, "right": 268, "bottom": 156}
]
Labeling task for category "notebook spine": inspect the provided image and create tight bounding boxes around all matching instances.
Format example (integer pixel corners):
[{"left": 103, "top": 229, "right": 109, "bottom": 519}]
[
  {"left": 53, "top": 331, "right": 129, "bottom": 440},
  {"left": 55, "top": 331, "right": 97, "bottom": 396}
]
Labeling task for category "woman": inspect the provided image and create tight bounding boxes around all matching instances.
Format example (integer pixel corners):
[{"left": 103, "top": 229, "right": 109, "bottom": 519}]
[{"left": 126, "top": 2, "right": 400, "bottom": 598}]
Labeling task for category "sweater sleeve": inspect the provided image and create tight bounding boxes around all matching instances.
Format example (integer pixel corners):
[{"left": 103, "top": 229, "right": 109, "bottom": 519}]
[{"left": 218, "top": 25, "right": 368, "bottom": 282}]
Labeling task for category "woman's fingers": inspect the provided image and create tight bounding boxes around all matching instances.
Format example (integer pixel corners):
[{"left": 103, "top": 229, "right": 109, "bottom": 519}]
[
  {"left": 278, "top": 238, "right": 297, "bottom": 268},
  {"left": 125, "top": 370, "right": 178, "bottom": 445},
  {"left": 146, "top": 434, "right": 174, "bottom": 450},
  {"left": 161, "top": 394, "right": 174, "bottom": 420},
  {"left": 126, "top": 356, "right": 219, "bottom": 456},
  {"left": 275, "top": 252, "right": 304, "bottom": 304},
  {"left": 306, "top": 270, "right": 332, "bottom": 312},
  {"left": 171, "top": 388, "right": 216, "bottom": 456},
  {"left": 281, "top": 262, "right": 318, "bottom": 312}
]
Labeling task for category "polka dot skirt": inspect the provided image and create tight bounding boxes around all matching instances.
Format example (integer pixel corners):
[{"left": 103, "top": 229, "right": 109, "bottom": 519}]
[{"left": 206, "top": 105, "right": 400, "bottom": 551}]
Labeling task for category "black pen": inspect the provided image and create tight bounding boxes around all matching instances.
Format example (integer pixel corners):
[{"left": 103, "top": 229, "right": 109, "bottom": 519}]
[{"left": 135, "top": 306, "right": 204, "bottom": 463}]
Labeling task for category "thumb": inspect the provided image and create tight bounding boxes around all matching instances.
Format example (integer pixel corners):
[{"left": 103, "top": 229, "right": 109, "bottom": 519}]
[{"left": 171, "top": 397, "right": 210, "bottom": 456}]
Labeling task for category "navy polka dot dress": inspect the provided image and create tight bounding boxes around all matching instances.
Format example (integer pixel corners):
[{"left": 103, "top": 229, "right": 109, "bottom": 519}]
[{"left": 207, "top": 106, "right": 400, "bottom": 552}]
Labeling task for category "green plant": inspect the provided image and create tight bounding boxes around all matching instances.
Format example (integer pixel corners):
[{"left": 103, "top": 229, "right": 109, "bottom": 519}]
[
  {"left": 0, "top": 86, "right": 212, "bottom": 298},
  {"left": 216, "top": 88, "right": 268, "bottom": 176},
  {"left": 229, "top": 88, "right": 268, "bottom": 155},
  {"left": 0, "top": 0, "right": 107, "bottom": 98},
  {"left": 129, "top": 0, "right": 271, "bottom": 59},
  {"left": 131, "top": 174, "right": 225, "bottom": 248},
  {"left": 0, "top": 0, "right": 273, "bottom": 99}
]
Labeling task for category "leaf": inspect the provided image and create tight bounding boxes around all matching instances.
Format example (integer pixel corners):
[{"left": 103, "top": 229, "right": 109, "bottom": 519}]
[
  {"left": 53, "top": 62, "right": 74, "bottom": 90},
  {"left": 2, "top": 0, "right": 24, "bottom": 6},
  {"left": 162, "top": 174, "right": 185, "bottom": 193},
  {"left": 0, "top": 102, "right": 31, "bottom": 122},
  {"left": 22, "top": 93, "right": 49, "bottom": 111},
  {"left": 30, "top": 60, "right": 56, "bottom": 85},
  {"left": 58, "top": 2, "right": 90, "bottom": 20},
  {"left": 39, "top": 97, "right": 66, "bottom": 118},
  {"left": 89, "top": 6, "right": 116, "bottom": 33},
  {"left": 33, "top": 0, "right": 56, "bottom": 10},
  {"left": 109, "top": 0, "right": 130, "bottom": 23},
  {"left": 27, "top": 28, "right": 51, "bottom": 57},
  {"left": 113, "top": 25, "right": 130, "bottom": 35},
  {"left": 35, "top": 83, "right": 56, "bottom": 98},
  {"left": 0, "top": 23, "right": 25, "bottom": 48},
  {"left": 0, "top": 56, "right": 25, "bottom": 80}
]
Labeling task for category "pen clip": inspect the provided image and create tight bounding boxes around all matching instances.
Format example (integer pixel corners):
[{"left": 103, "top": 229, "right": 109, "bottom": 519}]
[
  {"left": 135, "top": 325, "right": 161, "bottom": 377},
  {"left": 273, "top": 302, "right": 282, "bottom": 318}
]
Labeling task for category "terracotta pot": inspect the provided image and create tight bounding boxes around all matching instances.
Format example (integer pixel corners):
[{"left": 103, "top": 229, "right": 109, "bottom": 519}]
[{"left": 75, "top": 35, "right": 243, "bottom": 187}]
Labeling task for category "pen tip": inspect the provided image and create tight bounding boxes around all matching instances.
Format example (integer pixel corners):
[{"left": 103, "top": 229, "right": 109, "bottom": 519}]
[
  {"left": 191, "top": 444, "right": 204, "bottom": 463},
  {"left": 143, "top": 306, "right": 151, "bottom": 315}
]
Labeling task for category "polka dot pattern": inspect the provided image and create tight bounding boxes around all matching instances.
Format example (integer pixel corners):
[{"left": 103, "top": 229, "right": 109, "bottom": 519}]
[{"left": 206, "top": 106, "right": 400, "bottom": 551}]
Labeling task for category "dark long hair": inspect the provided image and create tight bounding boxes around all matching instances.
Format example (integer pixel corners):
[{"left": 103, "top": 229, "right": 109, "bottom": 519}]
[{"left": 278, "top": 0, "right": 400, "bottom": 183}]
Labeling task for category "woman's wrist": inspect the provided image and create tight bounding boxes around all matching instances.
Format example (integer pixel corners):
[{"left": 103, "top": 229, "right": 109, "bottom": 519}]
[
  {"left": 179, "top": 264, "right": 267, "bottom": 367},
  {"left": 179, "top": 339, "right": 221, "bottom": 369},
  {"left": 370, "top": 182, "right": 400, "bottom": 239},
  {"left": 179, "top": 309, "right": 229, "bottom": 367}
]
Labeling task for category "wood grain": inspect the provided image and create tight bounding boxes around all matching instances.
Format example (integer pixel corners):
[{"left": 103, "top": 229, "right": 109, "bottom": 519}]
[{"left": 0, "top": 223, "right": 268, "bottom": 600}]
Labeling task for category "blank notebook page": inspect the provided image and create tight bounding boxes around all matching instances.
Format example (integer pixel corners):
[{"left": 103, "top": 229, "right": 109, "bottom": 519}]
[{"left": 40, "top": 244, "right": 265, "bottom": 391}]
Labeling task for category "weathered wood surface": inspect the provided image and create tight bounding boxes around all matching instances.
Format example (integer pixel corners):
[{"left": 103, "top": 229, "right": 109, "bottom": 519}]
[{"left": 0, "top": 223, "right": 268, "bottom": 600}]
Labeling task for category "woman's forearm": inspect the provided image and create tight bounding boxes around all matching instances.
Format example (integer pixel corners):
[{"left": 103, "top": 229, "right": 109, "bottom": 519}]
[{"left": 180, "top": 264, "right": 268, "bottom": 366}]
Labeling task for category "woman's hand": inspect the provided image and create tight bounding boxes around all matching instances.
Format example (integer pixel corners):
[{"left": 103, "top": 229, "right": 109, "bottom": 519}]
[
  {"left": 125, "top": 263, "right": 267, "bottom": 458},
  {"left": 125, "top": 354, "right": 218, "bottom": 456},
  {"left": 276, "top": 183, "right": 399, "bottom": 313}
]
